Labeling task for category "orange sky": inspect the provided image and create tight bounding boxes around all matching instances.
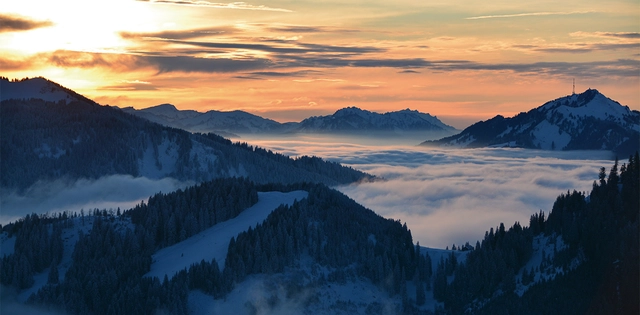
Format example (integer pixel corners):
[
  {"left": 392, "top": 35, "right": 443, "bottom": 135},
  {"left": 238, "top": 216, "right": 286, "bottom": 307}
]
[{"left": 1, "top": 0, "right": 639, "bottom": 128}]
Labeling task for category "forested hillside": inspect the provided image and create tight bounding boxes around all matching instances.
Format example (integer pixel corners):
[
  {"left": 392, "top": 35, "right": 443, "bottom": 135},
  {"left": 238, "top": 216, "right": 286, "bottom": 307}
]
[
  {"left": 1, "top": 155, "right": 637, "bottom": 314},
  {"left": 1, "top": 94, "right": 370, "bottom": 191},
  {"left": 432, "top": 153, "right": 639, "bottom": 314},
  {"left": 0, "top": 180, "right": 431, "bottom": 314}
]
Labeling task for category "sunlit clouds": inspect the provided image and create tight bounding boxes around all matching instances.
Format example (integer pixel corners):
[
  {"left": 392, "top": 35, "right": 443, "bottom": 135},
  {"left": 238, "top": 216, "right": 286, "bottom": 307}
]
[{"left": 1, "top": 0, "right": 639, "bottom": 127}]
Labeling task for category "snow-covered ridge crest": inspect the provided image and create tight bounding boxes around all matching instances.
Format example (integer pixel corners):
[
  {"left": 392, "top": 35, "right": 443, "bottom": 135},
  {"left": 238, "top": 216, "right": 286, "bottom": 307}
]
[
  {"left": 1, "top": 77, "right": 82, "bottom": 104},
  {"left": 423, "top": 89, "right": 640, "bottom": 157}
]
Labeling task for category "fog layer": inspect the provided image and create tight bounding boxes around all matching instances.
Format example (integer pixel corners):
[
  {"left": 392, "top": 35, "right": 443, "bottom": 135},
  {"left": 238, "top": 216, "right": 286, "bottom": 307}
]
[{"left": 243, "top": 136, "right": 613, "bottom": 248}]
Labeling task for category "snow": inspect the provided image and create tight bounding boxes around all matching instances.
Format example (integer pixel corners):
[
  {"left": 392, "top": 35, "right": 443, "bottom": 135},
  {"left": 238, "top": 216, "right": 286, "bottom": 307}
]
[
  {"left": 138, "top": 138, "right": 180, "bottom": 179},
  {"left": 188, "top": 255, "right": 402, "bottom": 315},
  {"left": 420, "top": 247, "right": 469, "bottom": 277},
  {"left": 514, "top": 233, "right": 575, "bottom": 297},
  {"left": 14, "top": 216, "right": 134, "bottom": 302},
  {"left": 0, "top": 78, "right": 77, "bottom": 103},
  {"left": 531, "top": 120, "right": 572, "bottom": 150},
  {"left": 189, "top": 139, "right": 218, "bottom": 174},
  {"left": 146, "top": 190, "right": 308, "bottom": 279},
  {"left": 447, "top": 134, "right": 476, "bottom": 147}
]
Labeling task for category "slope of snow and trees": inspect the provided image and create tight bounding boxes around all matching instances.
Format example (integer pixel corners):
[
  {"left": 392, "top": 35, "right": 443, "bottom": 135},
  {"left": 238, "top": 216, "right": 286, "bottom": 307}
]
[
  {"left": 0, "top": 77, "right": 371, "bottom": 191},
  {"left": 430, "top": 154, "right": 639, "bottom": 314},
  {"left": 2, "top": 156, "right": 637, "bottom": 314},
  {"left": 122, "top": 104, "right": 459, "bottom": 140},
  {"left": 422, "top": 89, "right": 640, "bottom": 157},
  {"left": 0, "top": 181, "right": 435, "bottom": 314}
]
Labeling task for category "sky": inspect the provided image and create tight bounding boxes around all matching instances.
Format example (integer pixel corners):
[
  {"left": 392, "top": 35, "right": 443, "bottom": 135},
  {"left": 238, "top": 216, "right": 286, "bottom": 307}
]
[{"left": 1, "top": 0, "right": 639, "bottom": 128}]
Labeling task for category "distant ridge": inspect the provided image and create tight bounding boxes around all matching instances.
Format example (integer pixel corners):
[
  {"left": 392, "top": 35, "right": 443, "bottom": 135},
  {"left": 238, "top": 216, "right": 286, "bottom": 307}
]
[
  {"left": 422, "top": 89, "right": 640, "bottom": 157},
  {"left": 292, "top": 106, "right": 458, "bottom": 137},
  {"left": 123, "top": 104, "right": 459, "bottom": 140}
]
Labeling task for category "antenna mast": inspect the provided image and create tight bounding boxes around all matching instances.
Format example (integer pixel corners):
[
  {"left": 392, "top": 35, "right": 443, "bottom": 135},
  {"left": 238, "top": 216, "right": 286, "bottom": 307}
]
[{"left": 572, "top": 78, "right": 575, "bottom": 95}]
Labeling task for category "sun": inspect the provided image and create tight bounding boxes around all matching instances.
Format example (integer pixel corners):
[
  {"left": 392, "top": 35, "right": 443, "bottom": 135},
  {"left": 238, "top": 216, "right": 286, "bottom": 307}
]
[{"left": 2, "top": 0, "right": 163, "bottom": 55}]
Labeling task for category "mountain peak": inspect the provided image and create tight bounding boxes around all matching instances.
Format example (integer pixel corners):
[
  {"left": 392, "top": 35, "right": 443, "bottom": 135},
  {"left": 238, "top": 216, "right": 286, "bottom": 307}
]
[
  {"left": 0, "top": 77, "right": 80, "bottom": 103},
  {"left": 424, "top": 89, "right": 639, "bottom": 156},
  {"left": 333, "top": 106, "right": 370, "bottom": 117},
  {"left": 147, "top": 103, "right": 178, "bottom": 112}
]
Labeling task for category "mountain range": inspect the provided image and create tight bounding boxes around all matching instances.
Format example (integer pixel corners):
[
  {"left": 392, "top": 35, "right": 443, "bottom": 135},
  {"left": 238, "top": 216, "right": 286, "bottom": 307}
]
[
  {"left": 423, "top": 89, "right": 640, "bottom": 157},
  {"left": 121, "top": 104, "right": 459, "bottom": 140},
  {"left": 0, "top": 77, "right": 370, "bottom": 191}
]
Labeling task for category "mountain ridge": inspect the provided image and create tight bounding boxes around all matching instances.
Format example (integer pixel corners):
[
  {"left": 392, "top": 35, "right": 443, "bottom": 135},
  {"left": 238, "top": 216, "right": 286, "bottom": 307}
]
[
  {"left": 422, "top": 89, "right": 640, "bottom": 157},
  {"left": 122, "top": 103, "right": 459, "bottom": 139},
  {"left": 0, "top": 77, "right": 372, "bottom": 191}
]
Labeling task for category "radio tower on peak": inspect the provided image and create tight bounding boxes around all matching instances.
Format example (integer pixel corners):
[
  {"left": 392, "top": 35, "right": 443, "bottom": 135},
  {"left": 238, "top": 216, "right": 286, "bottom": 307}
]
[{"left": 572, "top": 78, "right": 575, "bottom": 95}]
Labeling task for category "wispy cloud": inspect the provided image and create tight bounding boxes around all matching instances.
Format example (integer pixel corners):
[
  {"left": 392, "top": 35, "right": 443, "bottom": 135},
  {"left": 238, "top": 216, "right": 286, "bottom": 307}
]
[
  {"left": 120, "top": 27, "right": 237, "bottom": 40},
  {"left": 570, "top": 31, "right": 640, "bottom": 39},
  {"left": 0, "top": 14, "right": 53, "bottom": 33},
  {"left": 466, "top": 10, "right": 595, "bottom": 20},
  {"left": 513, "top": 42, "right": 640, "bottom": 54},
  {"left": 138, "top": 0, "right": 293, "bottom": 12}
]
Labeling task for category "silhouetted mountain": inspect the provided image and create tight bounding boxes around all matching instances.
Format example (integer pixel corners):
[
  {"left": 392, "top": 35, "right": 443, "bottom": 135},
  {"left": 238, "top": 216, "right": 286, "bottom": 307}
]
[
  {"left": 422, "top": 89, "right": 640, "bottom": 157},
  {"left": 121, "top": 104, "right": 283, "bottom": 138},
  {"left": 0, "top": 77, "right": 371, "bottom": 191},
  {"left": 122, "top": 104, "right": 458, "bottom": 140},
  {"left": 292, "top": 106, "right": 458, "bottom": 138}
]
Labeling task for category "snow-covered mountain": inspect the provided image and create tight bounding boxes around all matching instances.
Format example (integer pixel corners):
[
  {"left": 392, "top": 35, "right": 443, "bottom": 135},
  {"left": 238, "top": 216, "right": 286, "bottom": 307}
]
[
  {"left": 293, "top": 107, "right": 458, "bottom": 138},
  {"left": 121, "top": 104, "right": 283, "bottom": 137},
  {"left": 0, "top": 77, "right": 85, "bottom": 103},
  {"left": 422, "top": 89, "right": 640, "bottom": 157},
  {"left": 0, "top": 77, "right": 370, "bottom": 190}
]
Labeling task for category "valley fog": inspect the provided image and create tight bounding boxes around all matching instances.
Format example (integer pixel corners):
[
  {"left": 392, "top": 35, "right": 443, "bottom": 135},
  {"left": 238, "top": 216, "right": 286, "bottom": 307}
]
[{"left": 237, "top": 135, "right": 614, "bottom": 248}]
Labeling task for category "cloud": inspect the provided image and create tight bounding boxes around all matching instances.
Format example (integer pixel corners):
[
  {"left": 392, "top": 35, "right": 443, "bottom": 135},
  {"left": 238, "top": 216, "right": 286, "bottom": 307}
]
[
  {"left": 466, "top": 10, "right": 595, "bottom": 20},
  {"left": 0, "top": 14, "right": 53, "bottom": 33},
  {"left": 240, "top": 137, "right": 614, "bottom": 248},
  {"left": 266, "top": 25, "right": 360, "bottom": 34},
  {"left": 399, "top": 69, "right": 420, "bottom": 74},
  {"left": 570, "top": 31, "right": 640, "bottom": 39},
  {"left": 0, "top": 175, "right": 191, "bottom": 224},
  {"left": 138, "top": 0, "right": 293, "bottom": 12},
  {"left": 513, "top": 42, "right": 640, "bottom": 54},
  {"left": 160, "top": 38, "right": 384, "bottom": 55},
  {"left": 236, "top": 70, "right": 322, "bottom": 79},
  {"left": 120, "top": 27, "right": 237, "bottom": 40},
  {"left": 99, "top": 81, "right": 158, "bottom": 91},
  {"left": 48, "top": 50, "right": 144, "bottom": 70},
  {"left": 146, "top": 55, "right": 273, "bottom": 73}
]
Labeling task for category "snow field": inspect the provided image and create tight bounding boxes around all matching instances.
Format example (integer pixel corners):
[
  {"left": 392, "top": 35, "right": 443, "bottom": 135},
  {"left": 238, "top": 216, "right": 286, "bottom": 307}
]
[{"left": 146, "top": 190, "right": 308, "bottom": 280}]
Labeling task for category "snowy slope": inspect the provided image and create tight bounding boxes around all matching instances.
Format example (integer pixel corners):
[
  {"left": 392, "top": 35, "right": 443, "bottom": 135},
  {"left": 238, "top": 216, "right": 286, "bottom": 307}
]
[
  {"left": 423, "top": 89, "right": 640, "bottom": 156},
  {"left": 189, "top": 271, "right": 402, "bottom": 315},
  {"left": 6, "top": 216, "right": 134, "bottom": 302},
  {"left": 0, "top": 77, "right": 81, "bottom": 103},
  {"left": 145, "top": 190, "right": 308, "bottom": 279}
]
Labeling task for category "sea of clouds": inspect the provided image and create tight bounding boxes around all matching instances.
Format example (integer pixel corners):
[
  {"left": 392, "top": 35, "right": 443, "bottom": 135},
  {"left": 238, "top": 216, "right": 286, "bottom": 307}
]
[{"left": 244, "top": 136, "right": 615, "bottom": 248}]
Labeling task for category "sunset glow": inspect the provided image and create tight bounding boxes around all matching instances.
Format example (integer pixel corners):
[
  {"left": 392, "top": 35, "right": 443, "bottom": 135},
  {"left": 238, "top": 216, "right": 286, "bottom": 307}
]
[{"left": 2, "top": 0, "right": 639, "bottom": 128}]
